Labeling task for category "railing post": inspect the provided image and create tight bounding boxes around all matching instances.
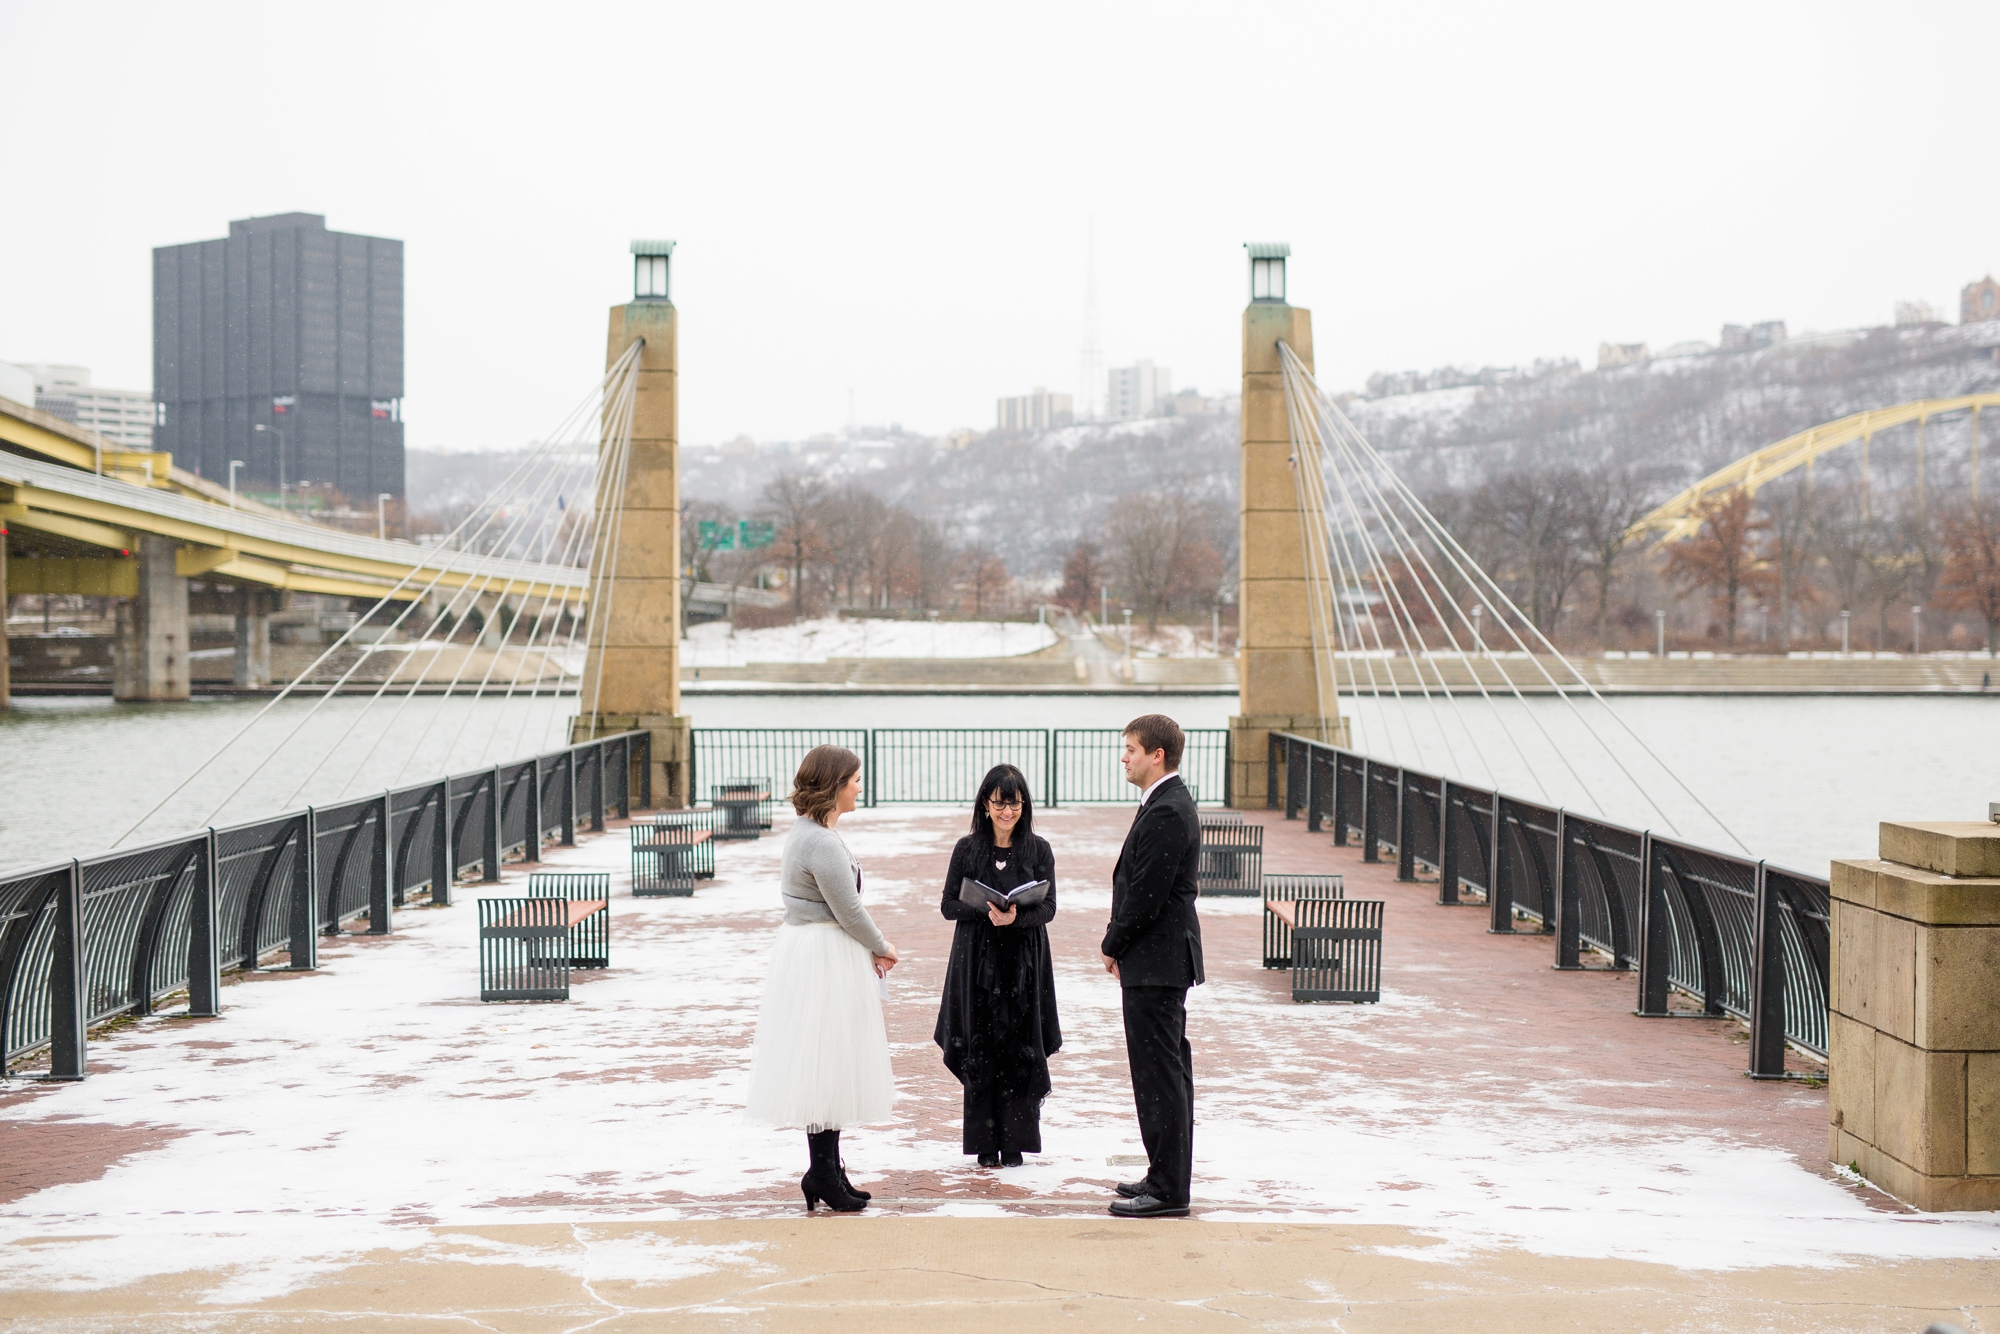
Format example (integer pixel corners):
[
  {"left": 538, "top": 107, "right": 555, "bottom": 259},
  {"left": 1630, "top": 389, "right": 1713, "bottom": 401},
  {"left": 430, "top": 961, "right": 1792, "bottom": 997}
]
[
  {"left": 865, "top": 731, "right": 877, "bottom": 808},
  {"left": 483, "top": 766, "right": 502, "bottom": 881},
  {"left": 1746, "top": 860, "right": 1789, "bottom": 1076},
  {"left": 1635, "top": 831, "right": 1672, "bottom": 1015},
  {"left": 616, "top": 737, "right": 632, "bottom": 820},
  {"left": 637, "top": 733, "right": 652, "bottom": 811},
  {"left": 188, "top": 831, "right": 221, "bottom": 1016},
  {"left": 45, "top": 862, "right": 86, "bottom": 1080},
  {"left": 1554, "top": 811, "right": 1582, "bottom": 969},
  {"left": 1286, "top": 741, "right": 1307, "bottom": 821},
  {"left": 1329, "top": 753, "right": 1349, "bottom": 846},
  {"left": 560, "top": 754, "right": 577, "bottom": 847},
  {"left": 1304, "top": 745, "right": 1322, "bottom": 833},
  {"left": 1045, "top": 730, "right": 1057, "bottom": 808},
  {"left": 430, "top": 779, "right": 453, "bottom": 907},
  {"left": 1488, "top": 799, "right": 1512, "bottom": 933},
  {"left": 1360, "top": 761, "right": 1380, "bottom": 863},
  {"left": 589, "top": 744, "right": 606, "bottom": 833},
  {"left": 370, "top": 792, "right": 394, "bottom": 934},
  {"left": 524, "top": 762, "right": 543, "bottom": 864},
  {"left": 1396, "top": 773, "right": 1416, "bottom": 881},
  {"left": 1266, "top": 733, "right": 1280, "bottom": 810},
  {"left": 1221, "top": 728, "right": 1232, "bottom": 809},
  {"left": 289, "top": 810, "right": 318, "bottom": 970},
  {"left": 1438, "top": 783, "right": 1460, "bottom": 904}
]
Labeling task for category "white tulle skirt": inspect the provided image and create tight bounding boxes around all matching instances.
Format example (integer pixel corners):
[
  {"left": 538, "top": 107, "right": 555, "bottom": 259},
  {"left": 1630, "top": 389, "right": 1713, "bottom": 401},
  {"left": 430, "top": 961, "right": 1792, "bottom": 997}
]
[{"left": 745, "top": 922, "right": 897, "bottom": 1130}]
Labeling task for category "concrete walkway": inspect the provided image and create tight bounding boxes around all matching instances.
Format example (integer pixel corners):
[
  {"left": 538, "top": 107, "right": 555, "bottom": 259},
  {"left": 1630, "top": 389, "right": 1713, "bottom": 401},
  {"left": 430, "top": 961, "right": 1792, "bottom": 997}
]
[{"left": 3, "top": 802, "right": 1996, "bottom": 1330}]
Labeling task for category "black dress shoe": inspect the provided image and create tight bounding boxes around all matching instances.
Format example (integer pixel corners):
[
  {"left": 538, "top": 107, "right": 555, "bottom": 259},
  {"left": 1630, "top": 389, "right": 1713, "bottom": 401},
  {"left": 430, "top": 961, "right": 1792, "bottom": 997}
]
[
  {"left": 1000, "top": 1150, "right": 1023, "bottom": 1168},
  {"left": 977, "top": 1152, "right": 1001, "bottom": 1168},
  {"left": 1114, "top": 1179, "right": 1152, "bottom": 1199},
  {"left": 1108, "top": 1191, "right": 1189, "bottom": 1218}
]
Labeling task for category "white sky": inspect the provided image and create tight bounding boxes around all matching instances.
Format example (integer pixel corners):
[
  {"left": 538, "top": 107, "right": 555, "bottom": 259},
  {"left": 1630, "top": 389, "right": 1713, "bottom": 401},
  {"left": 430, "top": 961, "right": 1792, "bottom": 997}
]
[{"left": 2, "top": 2, "right": 1996, "bottom": 452}]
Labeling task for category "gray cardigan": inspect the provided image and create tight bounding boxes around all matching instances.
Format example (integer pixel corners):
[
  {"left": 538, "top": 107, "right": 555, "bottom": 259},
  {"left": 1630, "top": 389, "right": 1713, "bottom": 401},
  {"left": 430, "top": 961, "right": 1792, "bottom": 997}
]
[{"left": 780, "top": 817, "right": 890, "bottom": 956}]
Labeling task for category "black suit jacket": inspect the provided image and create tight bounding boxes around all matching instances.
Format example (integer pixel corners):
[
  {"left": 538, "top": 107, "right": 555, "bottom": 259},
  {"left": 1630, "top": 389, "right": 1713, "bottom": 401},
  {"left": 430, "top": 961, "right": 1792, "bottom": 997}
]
[{"left": 1101, "top": 775, "right": 1204, "bottom": 988}]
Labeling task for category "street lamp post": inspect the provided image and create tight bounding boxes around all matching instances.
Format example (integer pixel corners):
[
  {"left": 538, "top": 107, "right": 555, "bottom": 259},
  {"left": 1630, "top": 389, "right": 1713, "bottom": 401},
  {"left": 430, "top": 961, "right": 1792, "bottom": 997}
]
[
  {"left": 1472, "top": 603, "right": 1484, "bottom": 655},
  {"left": 377, "top": 493, "right": 393, "bottom": 540},
  {"left": 1841, "top": 609, "right": 1852, "bottom": 656},
  {"left": 1655, "top": 609, "right": 1665, "bottom": 658},
  {"left": 228, "top": 459, "right": 245, "bottom": 510},
  {"left": 1913, "top": 605, "right": 1924, "bottom": 655},
  {"left": 252, "top": 423, "right": 287, "bottom": 511}
]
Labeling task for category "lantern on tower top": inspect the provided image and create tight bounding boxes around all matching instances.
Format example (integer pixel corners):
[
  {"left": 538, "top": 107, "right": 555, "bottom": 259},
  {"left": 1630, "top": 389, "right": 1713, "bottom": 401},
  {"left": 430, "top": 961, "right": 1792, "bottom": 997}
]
[
  {"left": 632, "top": 239, "right": 674, "bottom": 301},
  {"left": 1245, "top": 242, "right": 1288, "bottom": 304}
]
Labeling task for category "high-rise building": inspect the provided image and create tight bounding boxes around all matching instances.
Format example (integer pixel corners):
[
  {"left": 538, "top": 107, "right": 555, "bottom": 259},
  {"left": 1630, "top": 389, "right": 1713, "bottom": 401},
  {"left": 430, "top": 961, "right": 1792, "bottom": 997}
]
[
  {"left": 1105, "top": 359, "right": 1172, "bottom": 420},
  {"left": 153, "top": 212, "right": 404, "bottom": 499},
  {"left": 995, "top": 387, "right": 1074, "bottom": 431},
  {"left": 9, "top": 364, "right": 156, "bottom": 448}
]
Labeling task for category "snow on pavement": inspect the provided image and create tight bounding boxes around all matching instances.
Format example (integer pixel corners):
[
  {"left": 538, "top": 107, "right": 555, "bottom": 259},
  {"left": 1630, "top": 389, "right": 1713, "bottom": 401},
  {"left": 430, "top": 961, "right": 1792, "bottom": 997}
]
[{"left": 1, "top": 805, "right": 1996, "bottom": 1303}]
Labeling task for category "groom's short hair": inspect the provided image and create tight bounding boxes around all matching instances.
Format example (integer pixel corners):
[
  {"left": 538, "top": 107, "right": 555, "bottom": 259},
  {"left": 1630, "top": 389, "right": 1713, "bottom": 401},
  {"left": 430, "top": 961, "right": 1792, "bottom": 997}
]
[{"left": 1123, "top": 714, "right": 1184, "bottom": 771}]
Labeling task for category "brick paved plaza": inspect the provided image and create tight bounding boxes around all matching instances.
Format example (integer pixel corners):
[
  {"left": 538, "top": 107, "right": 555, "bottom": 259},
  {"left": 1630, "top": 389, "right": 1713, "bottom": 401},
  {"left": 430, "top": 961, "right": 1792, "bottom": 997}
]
[{"left": 2, "top": 802, "right": 1996, "bottom": 1330}]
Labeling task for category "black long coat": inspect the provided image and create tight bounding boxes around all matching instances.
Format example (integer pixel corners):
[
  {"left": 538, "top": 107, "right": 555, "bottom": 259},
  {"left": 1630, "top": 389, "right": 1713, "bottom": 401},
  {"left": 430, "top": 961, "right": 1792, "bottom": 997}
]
[{"left": 932, "top": 833, "right": 1063, "bottom": 1101}]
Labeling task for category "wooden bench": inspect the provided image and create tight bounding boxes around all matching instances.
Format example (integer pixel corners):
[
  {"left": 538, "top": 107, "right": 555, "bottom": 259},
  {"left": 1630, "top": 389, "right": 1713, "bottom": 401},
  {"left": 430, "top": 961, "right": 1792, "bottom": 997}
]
[
  {"left": 631, "top": 817, "right": 712, "bottom": 897},
  {"left": 713, "top": 778, "right": 773, "bottom": 841},
  {"left": 525, "top": 871, "right": 611, "bottom": 968},
  {"left": 1197, "top": 820, "right": 1262, "bottom": 896},
  {"left": 479, "top": 898, "right": 581, "bottom": 1001},
  {"left": 1266, "top": 897, "right": 1384, "bottom": 1004},
  {"left": 1261, "top": 873, "right": 1343, "bottom": 969}
]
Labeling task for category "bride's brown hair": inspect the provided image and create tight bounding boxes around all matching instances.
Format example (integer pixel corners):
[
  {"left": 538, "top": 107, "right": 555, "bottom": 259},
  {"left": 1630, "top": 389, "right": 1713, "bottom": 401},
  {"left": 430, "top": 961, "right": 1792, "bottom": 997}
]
[{"left": 791, "top": 745, "right": 862, "bottom": 825}]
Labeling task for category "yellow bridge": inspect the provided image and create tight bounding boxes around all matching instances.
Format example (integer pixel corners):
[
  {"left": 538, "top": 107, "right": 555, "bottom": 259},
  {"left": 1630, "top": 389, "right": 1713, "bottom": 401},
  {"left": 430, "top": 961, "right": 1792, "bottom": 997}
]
[
  {"left": 1626, "top": 394, "right": 2000, "bottom": 546},
  {"left": 0, "top": 397, "right": 580, "bottom": 602}
]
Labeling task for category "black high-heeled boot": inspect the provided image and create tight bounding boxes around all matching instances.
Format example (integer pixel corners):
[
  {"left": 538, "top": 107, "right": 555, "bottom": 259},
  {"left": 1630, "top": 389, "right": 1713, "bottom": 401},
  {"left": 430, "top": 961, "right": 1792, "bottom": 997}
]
[{"left": 801, "top": 1130, "right": 866, "bottom": 1213}]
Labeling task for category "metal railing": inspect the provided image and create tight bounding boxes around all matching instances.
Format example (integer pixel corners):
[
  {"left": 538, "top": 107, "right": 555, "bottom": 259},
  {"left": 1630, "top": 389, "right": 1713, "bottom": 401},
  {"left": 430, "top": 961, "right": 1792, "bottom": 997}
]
[
  {"left": 0, "top": 731, "right": 648, "bottom": 1078},
  {"left": 1270, "top": 731, "right": 1830, "bottom": 1075},
  {"left": 691, "top": 728, "right": 1230, "bottom": 808}
]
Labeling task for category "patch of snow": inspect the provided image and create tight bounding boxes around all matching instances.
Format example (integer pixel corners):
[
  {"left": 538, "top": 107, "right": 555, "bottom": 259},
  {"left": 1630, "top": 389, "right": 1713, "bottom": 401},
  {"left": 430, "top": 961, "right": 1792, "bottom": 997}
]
[{"left": 682, "top": 617, "right": 1057, "bottom": 665}]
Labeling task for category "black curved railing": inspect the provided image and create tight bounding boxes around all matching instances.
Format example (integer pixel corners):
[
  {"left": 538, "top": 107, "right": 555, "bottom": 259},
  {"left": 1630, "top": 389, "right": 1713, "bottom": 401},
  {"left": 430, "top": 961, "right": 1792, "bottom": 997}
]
[
  {"left": 1270, "top": 731, "right": 1829, "bottom": 1076},
  {"left": 0, "top": 732, "right": 647, "bottom": 1078}
]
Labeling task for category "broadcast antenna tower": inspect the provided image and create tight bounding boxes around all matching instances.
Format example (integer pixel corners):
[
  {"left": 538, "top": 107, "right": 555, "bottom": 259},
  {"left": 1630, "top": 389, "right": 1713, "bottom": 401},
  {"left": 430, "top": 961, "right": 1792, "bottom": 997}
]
[{"left": 1077, "top": 217, "right": 1102, "bottom": 422}]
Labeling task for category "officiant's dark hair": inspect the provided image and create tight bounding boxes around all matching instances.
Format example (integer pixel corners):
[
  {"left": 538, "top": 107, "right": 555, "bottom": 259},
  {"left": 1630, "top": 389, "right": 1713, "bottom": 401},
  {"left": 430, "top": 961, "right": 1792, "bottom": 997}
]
[{"left": 970, "top": 764, "right": 1035, "bottom": 845}]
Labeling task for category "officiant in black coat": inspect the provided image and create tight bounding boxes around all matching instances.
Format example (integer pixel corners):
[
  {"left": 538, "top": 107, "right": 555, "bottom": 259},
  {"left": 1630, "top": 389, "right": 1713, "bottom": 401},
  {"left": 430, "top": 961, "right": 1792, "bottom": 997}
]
[{"left": 934, "top": 764, "right": 1062, "bottom": 1168}]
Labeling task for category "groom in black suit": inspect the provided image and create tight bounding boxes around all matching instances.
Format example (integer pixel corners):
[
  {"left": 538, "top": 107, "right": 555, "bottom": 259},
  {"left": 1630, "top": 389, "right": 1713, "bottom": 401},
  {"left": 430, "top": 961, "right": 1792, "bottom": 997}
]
[{"left": 1100, "top": 713, "right": 1204, "bottom": 1218}]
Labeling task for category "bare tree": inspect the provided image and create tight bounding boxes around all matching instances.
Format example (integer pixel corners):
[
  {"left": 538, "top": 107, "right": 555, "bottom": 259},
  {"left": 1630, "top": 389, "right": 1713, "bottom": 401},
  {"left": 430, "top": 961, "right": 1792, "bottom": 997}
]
[
  {"left": 1107, "top": 489, "right": 1227, "bottom": 628},
  {"left": 955, "top": 547, "right": 1011, "bottom": 616},
  {"left": 761, "top": 473, "right": 826, "bottom": 619},
  {"left": 1570, "top": 468, "right": 1658, "bottom": 647},
  {"left": 1057, "top": 539, "right": 1104, "bottom": 617},
  {"left": 1662, "top": 492, "right": 1774, "bottom": 645},
  {"left": 1939, "top": 496, "right": 2000, "bottom": 652},
  {"left": 1759, "top": 479, "right": 1817, "bottom": 650}
]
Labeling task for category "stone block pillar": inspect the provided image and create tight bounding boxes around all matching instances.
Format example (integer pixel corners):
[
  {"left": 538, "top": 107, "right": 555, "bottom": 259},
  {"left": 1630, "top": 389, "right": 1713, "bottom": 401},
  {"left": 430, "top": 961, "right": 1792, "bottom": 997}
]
[
  {"left": 573, "top": 245, "right": 687, "bottom": 809},
  {"left": 233, "top": 588, "right": 272, "bottom": 688},
  {"left": 1829, "top": 820, "right": 2000, "bottom": 1210},
  {"left": 1230, "top": 262, "right": 1345, "bottom": 807},
  {"left": 114, "top": 533, "right": 190, "bottom": 701}
]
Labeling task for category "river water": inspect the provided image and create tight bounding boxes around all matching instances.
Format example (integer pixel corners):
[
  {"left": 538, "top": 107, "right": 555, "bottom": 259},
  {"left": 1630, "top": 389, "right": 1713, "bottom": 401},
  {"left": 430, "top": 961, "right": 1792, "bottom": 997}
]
[{"left": 1, "top": 690, "right": 1992, "bottom": 877}]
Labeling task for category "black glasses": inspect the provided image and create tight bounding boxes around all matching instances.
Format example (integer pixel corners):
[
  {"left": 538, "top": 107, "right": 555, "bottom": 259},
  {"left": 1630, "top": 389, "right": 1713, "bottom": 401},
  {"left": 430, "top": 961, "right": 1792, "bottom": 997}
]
[{"left": 987, "top": 797, "right": 1024, "bottom": 810}]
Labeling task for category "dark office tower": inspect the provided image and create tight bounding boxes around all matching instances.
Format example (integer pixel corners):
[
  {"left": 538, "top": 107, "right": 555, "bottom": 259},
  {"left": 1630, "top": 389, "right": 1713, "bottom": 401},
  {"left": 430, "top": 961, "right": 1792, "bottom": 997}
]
[{"left": 153, "top": 212, "right": 404, "bottom": 501}]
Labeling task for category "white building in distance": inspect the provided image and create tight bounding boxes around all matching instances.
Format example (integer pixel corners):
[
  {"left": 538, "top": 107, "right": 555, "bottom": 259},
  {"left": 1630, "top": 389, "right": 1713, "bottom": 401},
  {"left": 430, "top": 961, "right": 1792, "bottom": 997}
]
[
  {"left": 1105, "top": 359, "right": 1172, "bottom": 420},
  {"left": 996, "top": 387, "right": 1073, "bottom": 431},
  {"left": 9, "top": 363, "right": 156, "bottom": 448}
]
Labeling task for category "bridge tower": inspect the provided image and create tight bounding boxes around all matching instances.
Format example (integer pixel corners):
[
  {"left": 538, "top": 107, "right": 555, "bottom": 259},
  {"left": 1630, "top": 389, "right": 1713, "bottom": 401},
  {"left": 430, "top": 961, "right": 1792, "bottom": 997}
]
[
  {"left": 1230, "top": 244, "right": 1346, "bottom": 807},
  {"left": 572, "top": 240, "right": 690, "bottom": 806}
]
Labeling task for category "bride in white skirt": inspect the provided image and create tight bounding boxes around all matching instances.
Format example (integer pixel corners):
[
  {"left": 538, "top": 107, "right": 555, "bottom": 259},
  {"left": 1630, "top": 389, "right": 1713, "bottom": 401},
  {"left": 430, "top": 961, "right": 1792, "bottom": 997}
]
[{"left": 745, "top": 744, "right": 899, "bottom": 1212}]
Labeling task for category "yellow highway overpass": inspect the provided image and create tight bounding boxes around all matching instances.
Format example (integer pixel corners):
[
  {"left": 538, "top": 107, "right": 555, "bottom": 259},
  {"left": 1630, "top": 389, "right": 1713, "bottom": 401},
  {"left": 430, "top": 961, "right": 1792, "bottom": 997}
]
[{"left": 1, "top": 396, "right": 581, "bottom": 603}]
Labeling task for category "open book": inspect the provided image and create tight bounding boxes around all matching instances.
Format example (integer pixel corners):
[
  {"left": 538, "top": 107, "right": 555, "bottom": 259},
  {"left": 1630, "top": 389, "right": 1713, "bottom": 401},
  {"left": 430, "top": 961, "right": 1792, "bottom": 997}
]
[{"left": 958, "top": 877, "right": 1049, "bottom": 911}]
